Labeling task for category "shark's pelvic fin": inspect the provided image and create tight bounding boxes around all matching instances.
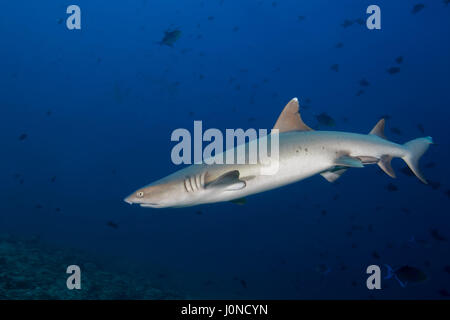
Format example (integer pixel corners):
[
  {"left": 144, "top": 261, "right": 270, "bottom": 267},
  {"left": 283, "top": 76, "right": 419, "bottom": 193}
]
[
  {"left": 335, "top": 155, "right": 364, "bottom": 168},
  {"left": 378, "top": 155, "right": 396, "bottom": 178},
  {"left": 369, "top": 118, "right": 386, "bottom": 139},
  {"left": 230, "top": 197, "right": 247, "bottom": 205},
  {"left": 320, "top": 167, "right": 348, "bottom": 182},
  {"left": 204, "top": 170, "right": 246, "bottom": 191},
  {"left": 273, "top": 98, "right": 313, "bottom": 133}
]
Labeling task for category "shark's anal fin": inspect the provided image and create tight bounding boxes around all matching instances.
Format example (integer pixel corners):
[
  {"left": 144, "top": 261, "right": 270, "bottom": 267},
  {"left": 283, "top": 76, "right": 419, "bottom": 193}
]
[
  {"left": 320, "top": 168, "right": 348, "bottom": 182},
  {"left": 273, "top": 98, "right": 313, "bottom": 133},
  {"left": 204, "top": 170, "right": 246, "bottom": 191},
  {"left": 335, "top": 155, "right": 364, "bottom": 168},
  {"left": 378, "top": 155, "right": 396, "bottom": 178},
  {"left": 369, "top": 118, "right": 386, "bottom": 139}
]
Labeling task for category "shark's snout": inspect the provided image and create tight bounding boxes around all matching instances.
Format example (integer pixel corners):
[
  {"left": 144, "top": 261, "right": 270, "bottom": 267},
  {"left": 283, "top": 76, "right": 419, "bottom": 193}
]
[{"left": 124, "top": 196, "right": 133, "bottom": 205}]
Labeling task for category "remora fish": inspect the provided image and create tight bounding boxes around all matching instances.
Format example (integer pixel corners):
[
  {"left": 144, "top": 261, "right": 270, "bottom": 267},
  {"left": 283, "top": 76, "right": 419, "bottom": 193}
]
[{"left": 124, "top": 98, "right": 433, "bottom": 208}]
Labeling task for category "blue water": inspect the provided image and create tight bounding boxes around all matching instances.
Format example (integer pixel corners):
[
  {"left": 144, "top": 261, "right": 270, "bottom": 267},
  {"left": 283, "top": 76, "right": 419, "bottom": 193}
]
[{"left": 1, "top": 0, "right": 449, "bottom": 299}]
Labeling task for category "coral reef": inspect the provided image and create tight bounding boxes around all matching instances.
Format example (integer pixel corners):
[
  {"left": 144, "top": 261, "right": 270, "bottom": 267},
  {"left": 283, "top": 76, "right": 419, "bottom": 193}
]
[{"left": 0, "top": 234, "right": 183, "bottom": 299}]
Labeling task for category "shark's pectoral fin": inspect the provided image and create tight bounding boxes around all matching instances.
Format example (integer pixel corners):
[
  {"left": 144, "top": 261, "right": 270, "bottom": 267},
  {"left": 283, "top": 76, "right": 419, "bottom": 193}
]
[
  {"left": 335, "top": 155, "right": 364, "bottom": 168},
  {"left": 273, "top": 98, "right": 313, "bottom": 133},
  {"left": 320, "top": 167, "right": 348, "bottom": 182},
  {"left": 378, "top": 155, "right": 396, "bottom": 178},
  {"left": 205, "top": 170, "right": 246, "bottom": 191}
]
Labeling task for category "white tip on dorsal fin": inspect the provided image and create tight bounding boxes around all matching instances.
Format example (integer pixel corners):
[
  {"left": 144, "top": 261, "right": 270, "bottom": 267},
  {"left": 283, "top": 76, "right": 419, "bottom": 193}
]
[
  {"left": 369, "top": 118, "right": 386, "bottom": 139},
  {"left": 273, "top": 98, "right": 313, "bottom": 133}
]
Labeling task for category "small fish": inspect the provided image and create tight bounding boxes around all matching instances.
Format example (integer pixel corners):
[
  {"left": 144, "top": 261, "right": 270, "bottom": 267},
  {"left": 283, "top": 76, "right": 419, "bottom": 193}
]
[
  {"left": 315, "top": 264, "right": 332, "bottom": 275},
  {"left": 19, "top": 133, "right": 28, "bottom": 141},
  {"left": 424, "top": 161, "right": 435, "bottom": 169},
  {"left": 384, "top": 265, "right": 427, "bottom": 287},
  {"left": 330, "top": 64, "right": 339, "bottom": 72},
  {"left": 359, "top": 78, "right": 370, "bottom": 87},
  {"left": 428, "top": 180, "right": 441, "bottom": 190},
  {"left": 387, "top": 67, "right": 401, "bottom": 75},
  {"left": 335, "top": 42, "right": 343, "bottom": 48},
  {"left": 395, "top": 56, "right": 404, "bottom": 64},
  {"left": 407, "top": 236, "right": 431, "bottom": 248},
  {"left": 195, "top": 210, "right": 202, "bottom": 215},
  {"left": 50, "top": 176, "right": 56, "bottom": 183},
  {"left": 412, "top": 4, "right": 425, "bottom": 14},
  {"left": 158, "top": 29, "right": 182, "bottom": 47},
  {"left": 297, "top": 16, "right": 306, "bottom": 22},
  {"left": 386, "top": 183, "right": 398, "bottom": 192},
  {"left": 356, "top": 89, "right": 364, "bottom": 96},
  {"left": 232, "top": 26, "right": 239, "bottom": 32},
  {"left": 207, "top": 16, "right": 214, "bottom": 21},
  {"left": 35, "top": 204, "right": 43, "bottom": 209},
  {"left": 430, "top": 228, "right": 447, "bottom": 241},
  {"left": 240, "top": 279, "right": 247, "bottom": 288},
  {"left": 445, "top": 189, "right": 450, "bottom": 198},
  {"left": 400, "top": 207, "right": 411, "bottom": 214},
  {"left": 390, "top": 127, "right": 402, "bottom": 135},
  {"left": 351, "top": 225, "right": 364, "bottom": 231},
  {"left": 444, "top": 0, "right": 450, "bottom": 6},
  {"left": 203, "top": 280, "right": 215, "bottom": 286},
  {"left": 417, "top": 123, "right": 425, "bottom": 134},
  {"left": 341, "top": 19, "right": 354, "bottom": 28},
  {"left": 438, "top": 289, "right": 450, "bottom": 297},
  {"left": 443, "top": 265, "right": 450, "bottom": 274},
  {"left": 46, "top": 110, "right": 52, "bottom": 116},
  {"left": 316, "top": 112, "right": 335, "bottom": 126},
  {"left": 371, "top": 251, "right": 381, "bottom": 259},
  {"left": 106, "top": 221, "right": 119, "bottom": 229}
]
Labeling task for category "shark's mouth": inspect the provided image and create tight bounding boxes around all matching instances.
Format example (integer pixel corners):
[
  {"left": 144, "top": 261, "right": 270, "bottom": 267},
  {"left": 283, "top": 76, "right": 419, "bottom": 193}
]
[{"left": 140, "top": 203, "right": 161, "bottom": 208}]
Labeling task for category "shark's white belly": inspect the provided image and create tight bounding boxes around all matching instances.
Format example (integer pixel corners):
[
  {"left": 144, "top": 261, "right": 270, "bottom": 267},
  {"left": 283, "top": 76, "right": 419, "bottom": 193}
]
[{"left": 196, "top": 134, "right": 338, "bottom": 205}]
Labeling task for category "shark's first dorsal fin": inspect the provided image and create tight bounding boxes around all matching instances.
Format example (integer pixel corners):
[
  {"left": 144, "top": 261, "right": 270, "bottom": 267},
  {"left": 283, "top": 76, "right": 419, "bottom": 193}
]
[
  {"left": 369, "top": 119, "right": 386, "bottom": 139},
  {"left": 273, "top": 98, "right": 313, "bottom": 133}
]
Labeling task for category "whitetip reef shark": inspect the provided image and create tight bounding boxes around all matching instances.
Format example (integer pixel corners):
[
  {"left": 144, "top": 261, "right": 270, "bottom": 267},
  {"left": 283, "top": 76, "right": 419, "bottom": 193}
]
[{"left": 125, "top": 98, "right": 433, "bottom": 208}]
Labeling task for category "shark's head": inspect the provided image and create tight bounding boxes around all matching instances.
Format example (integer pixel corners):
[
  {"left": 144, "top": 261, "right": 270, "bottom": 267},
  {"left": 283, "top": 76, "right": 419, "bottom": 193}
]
[{"left": 124, "top": 180, "right": 186, "bottom": 208}]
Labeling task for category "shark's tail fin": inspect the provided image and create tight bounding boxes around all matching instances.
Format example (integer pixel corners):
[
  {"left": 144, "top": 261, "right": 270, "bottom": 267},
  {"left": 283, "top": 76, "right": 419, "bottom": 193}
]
[{"left": 402, "top": 136, "right": 433, "bottom": 184}]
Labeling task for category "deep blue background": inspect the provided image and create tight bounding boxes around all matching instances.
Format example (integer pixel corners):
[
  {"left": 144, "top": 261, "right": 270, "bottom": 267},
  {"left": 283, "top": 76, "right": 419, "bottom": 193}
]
[{"left": 1, "top": 0, "right": 449, "bottom": 299}]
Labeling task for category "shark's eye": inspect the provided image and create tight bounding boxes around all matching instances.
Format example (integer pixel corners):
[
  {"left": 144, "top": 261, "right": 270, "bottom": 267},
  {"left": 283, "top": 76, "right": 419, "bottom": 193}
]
[{"left": 137, "top": 191, "right": 144, "bottom": 197}]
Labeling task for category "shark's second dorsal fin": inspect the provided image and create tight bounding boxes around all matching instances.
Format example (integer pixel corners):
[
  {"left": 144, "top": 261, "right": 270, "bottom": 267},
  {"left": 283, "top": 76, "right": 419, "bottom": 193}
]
[
  {"left": 273, "top": 98, "right": 313, "bottom": 133},
  {"left": 369, "top": 119, "right": 386, "bottom": 139}
]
